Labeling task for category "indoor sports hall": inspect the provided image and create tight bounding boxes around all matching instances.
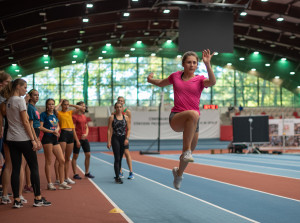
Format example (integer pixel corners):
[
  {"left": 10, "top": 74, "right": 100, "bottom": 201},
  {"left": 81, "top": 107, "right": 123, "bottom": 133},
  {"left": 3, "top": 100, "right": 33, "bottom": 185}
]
[{"left": 0, "top": 1, "right": 300, "bottom": 223}]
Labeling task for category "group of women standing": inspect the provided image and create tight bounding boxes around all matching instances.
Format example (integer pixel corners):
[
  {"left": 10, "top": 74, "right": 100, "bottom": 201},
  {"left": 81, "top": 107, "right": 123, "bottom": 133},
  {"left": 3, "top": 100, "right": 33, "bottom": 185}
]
[{"left": 0, "top": 70, "right": 94, "bottom": 208}]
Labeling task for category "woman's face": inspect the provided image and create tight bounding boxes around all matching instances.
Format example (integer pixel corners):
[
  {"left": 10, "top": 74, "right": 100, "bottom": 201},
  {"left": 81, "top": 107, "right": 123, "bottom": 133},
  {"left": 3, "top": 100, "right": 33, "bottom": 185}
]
[
  {"left": 62, "top": 101, "right": 69, "bottom": 111},
  {"left": 79, "top": 103, "right": 86, "bottom": 113},
  {"left": 0, "top": 77, "right": 12, "bottom": 90},
  {"left": 18, "top": 83, "right": 27, "bottom": 96},
  {"left": 31, "top": 91, "right": 39, "bottom": 103},
  {"left": 183, "top": 56, "right": 198, "bottom": 74},
  {"left": 47, "top": 100, "right": 55, "bottom": 112},
  {"left": 115, "top": 104, "right": 123, "bottom": 113}
]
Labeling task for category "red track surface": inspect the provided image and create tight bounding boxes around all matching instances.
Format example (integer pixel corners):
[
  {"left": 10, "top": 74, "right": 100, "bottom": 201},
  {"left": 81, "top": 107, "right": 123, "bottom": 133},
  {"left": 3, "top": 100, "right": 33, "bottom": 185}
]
[{"left": 0, "top": 154, "right": 127, "bottom": 223}]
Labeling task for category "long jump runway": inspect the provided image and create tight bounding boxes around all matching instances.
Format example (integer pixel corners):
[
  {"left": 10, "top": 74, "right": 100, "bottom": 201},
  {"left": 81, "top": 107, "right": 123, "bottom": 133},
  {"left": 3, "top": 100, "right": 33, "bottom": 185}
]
[{"left": 76, "top": 152, "right": 300, "bottom": 223}]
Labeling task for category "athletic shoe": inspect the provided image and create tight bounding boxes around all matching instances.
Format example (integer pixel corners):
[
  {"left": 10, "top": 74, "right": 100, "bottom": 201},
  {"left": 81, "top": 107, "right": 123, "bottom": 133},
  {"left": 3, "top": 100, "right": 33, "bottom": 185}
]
[
  {"left": 33, "top": 197, "right": 51, "bottom": 207},
  {"left": 64, "top": 178, "right": 75, "bottom": 184},
  {"left": 19, "top": 195, "right": 28, "bottom": 204},
  {"left": 1, "top": 195, "right": 12, "bottom": 204},
  {"left": 172, "top": 167, "right": 183, "bottom": 190},
  {"left": 23, "top": 185, "right": 33, "bottom": 193},
  {"left": 128, "top": 172, "right": 134, "bottom": 180},
  {"left": 58, "top": 182, "right": 72, "bottom": 190},
  {"left": 85, "top": 172, "right": 95, "bottom": 178},
  {"left": 182, "top": 150, "right": 194, "bottom": 162},
  {"left": 47, "top": 183, "right": 56, "bottom": 191},
  {"left": 12, "top": 200, "right": 23, "bottom": 208},
  {"left": 119, "top": 172, "right": 124, "bottom": 179},
  {"left": 73, "top": 174, "right": 82, "bottom": 180},
  {"left": 54, "top": 180, "right": 60, "bottom": 185},
  {"left": 114, "top": 177, "right": 123, "bottom": 184}
]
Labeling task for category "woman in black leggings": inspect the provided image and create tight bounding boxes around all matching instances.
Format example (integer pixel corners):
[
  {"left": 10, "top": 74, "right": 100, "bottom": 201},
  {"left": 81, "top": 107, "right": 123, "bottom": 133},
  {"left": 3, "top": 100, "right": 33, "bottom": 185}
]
[
  {"left": 3, "top": 78, "right": 51, "bottom": 208},
  {"left": 107, "top": 102, "right": 131, "bottom": 184}
]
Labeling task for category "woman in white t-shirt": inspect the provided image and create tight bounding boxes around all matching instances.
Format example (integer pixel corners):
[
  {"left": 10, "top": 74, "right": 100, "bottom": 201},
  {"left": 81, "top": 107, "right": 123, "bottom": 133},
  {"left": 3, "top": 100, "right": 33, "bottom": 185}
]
[{"left": 3, "top": 78, "right": 51, "bottom": 208}]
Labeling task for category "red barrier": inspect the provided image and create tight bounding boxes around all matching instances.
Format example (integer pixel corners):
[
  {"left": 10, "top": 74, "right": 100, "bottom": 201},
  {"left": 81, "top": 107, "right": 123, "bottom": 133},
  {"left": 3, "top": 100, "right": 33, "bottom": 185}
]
[
  {"left": 99, "top": 126, "right": 108, "bottom": 142},
  {"left": 87, "top": 127, "right": 99, "bottom": 142},
  {"left": 220, "top": 125, "right": 233, "bottom": 141}
]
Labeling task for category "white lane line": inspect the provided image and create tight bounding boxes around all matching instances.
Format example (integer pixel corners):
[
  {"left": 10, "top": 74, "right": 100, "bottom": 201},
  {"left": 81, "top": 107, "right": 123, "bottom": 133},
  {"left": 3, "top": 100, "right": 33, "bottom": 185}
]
[
  {"left": 76, "top": 165, "right": 134, "bottom": 223},
  {"left": 126, "top": 155, "right": 300, "bottom": 203},
  {"left": 157, "top": 154, "right": 300, "bottom": 179},
  {"left": 195, "top": 155, "right": 300, "bottom": 167},
  {"left": 91, "top": 155, "right": 260, "bottom": 223}
]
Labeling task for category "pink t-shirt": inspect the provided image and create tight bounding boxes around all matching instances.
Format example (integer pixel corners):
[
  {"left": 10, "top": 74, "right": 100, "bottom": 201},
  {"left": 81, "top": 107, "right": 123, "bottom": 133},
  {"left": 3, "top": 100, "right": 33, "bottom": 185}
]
[{"left": 168, "top": 71, "right": 206, "bottom": 115}]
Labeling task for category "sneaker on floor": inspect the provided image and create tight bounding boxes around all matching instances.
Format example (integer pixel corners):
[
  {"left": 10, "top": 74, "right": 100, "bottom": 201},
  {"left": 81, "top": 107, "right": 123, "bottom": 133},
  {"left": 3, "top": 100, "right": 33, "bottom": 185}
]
[
  {"left": 33, "top": 197, "right": 51, "bottom": 207},
  {"left": 19, "top": 195, "right": 28, "bottom": 204},
  {"left": 54, "top": 180, "right": 60, "bottom": 185},
  {"left": 73, "top": 174, "right": 82, "bottom": 180},
  {"left": 114, "top": 177, "right": 123, "bottom": 184},
  {"left": 119, "top": 172, "right": 124, "bottom": 179},
  {"left": 58, "top": 182, "right": 72, "bottom": 190},
  {"left": 182, "top": 150, "right": 194, "bottom": 162},
  {"left": 85, "top": 172, "right": 95, "bottom": 178},
  {"left": 65, "top": 178, "right": 75, "bottom": 184},
  {"left": 1, "top": 195, "right": 12, "bottom": 204},
  {"left": 172, "top": 167, "right": 183, "bottom": 190},
  {"left": 127, "top": 172, "right": 134, "bottom": 180},
  {"left": 47, "top": 183, "right": 56, "bottom": 191},
  {"left": 12, "top": 199, "right": 23, "bottom": 208},
  {"left": 23, "top": 185, "right": 33, "bottom": 193}
]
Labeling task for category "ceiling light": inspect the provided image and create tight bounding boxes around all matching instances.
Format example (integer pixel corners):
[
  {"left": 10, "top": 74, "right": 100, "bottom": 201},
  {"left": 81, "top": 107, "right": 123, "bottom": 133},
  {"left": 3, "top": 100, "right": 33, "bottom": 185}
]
[
  {"left": 153, "top": 21, "right": 159, "bottom": 25},
  {"left": 3, "top": 48, "right": 10, "bottom": 51},
  {"left": 277, "top": 17, "right": 284, "bottom": 22},
  {"left": 144, "top": 32, "right": 150, "bottom": 35},
  {"left": 40, "top": 26, "right": 47, "bottom": 30},
  {"left": 240, "top": 37, "right": 246, "bottom": 41},
  {"left": 137, "top": 40, "right": 142, "bottom": 44},
  {"left": 41, "top": 37, "right": 48, "bottom": 41},
  {"left": 73, "top": 55, "right": 78, "bottom": 58},
  {"left": 251, "top": 68, "right": 256, "bottom": 71},
  {"left": 82, "top": 18, "right": 89, "bottom": 22},
  {"left": 270, "top": 44, "right": 276, "bottom": 47},
  {"left": 290, "top": 72, "right": 295, "bottom": 75},
  {"left": 86, "top": 3, "right": 93, "bottom": 8},
  {"left": 15, "top": 70, "right": 20, "bottom": 72},
  {"left": 166, "top": 40, "right": 172, "bottom": 43},
  {"left": 281, "top": 58, "right": 286, "bottom": 61},
  {"left": 239, "top": 57, "right": 245, "bottom": 61},
  {"left": 42, "top": 46, "right": 48, "bottom": 50},
  {"left": 116, "top": 23, "right": 123, "bottom": 28},
  {"left": 77, "top": 39, "right": 83, "bottom": 44},
  {"left": 298, "top": 86, "right": 300, "bottom": 89},
  {"left": 151, "top": 53, "right": 156, "bottom": 56},
  {"left": 102, "top": 50, "right": 107, "bottom": 53},
  {"left": 214, "top": 52, "right": 218, "bottom": 55},
  {"left": 257, "top": 26, "right": 263, "bottom": 32},
  {"left": 125, "top": 54, "right": 130, "bottom": 57},
  {"left": 240, "top": 12, "right": 247, "bottom": 16},
  {"left": 177, "top": 55, "right": 181, "bottom": 58},
  {"left": 75, "top": 48, "right": 80, "bottom": 52},
  {"left": 289, "top": 34, "right": 296, "bottom": 39},
  {"left": 261, "top": 0, "right": 268, "bottom": 2},
  {"left": 227, "top": 63, "right": 232, "bottom": 66},
  {"left": 275, "top": 76, "right": 279, "bottom": 79},
  {"left": 79, "top": 30, "right": 85, "bottom": 34},
  {"left": 132, "top": 0, "right": 139, "bottom": 2},
  {"left": 43, "top": 54, "right": 49, "bottom": 58},
  {"left": 123, "top": 12, "right": 130, "bottom": 17},
  {"left": 98, "top": 57, "right": 103, "bottom": 60},
  {"left": 265, "top": 63, "right": 270, "bottom": 66},
  {"left": 45, "top": 66, "right": 49, "bottom": 69},
  {"left": 111, "top": 34, "right": 116, "bottom": 38},
  {"left": 17, "top": 74, "right": 22, "bottom": 77},
  {"left": 254, "top": 51, "right": 259, "bottom": 55},
  {"left": 72, "top": 61, "right": 76, "bottom": 64},
  {"left": 130, "top": 48, "right": 135, "bottom": 51},
  {"left": 39, "top": 12, "right": 46, "bottom": 16},
  {"left": 12, "top": 63, "right": 17, "bottom": 66},
  {"left": 44, "top": 61, "right": 48, "bottom": 64},
  {"left": 8, "top": 56, "right": 14, "bottom": 60},
  {"left": 163, "top": 9, "right": 170, "bottom": 14}
]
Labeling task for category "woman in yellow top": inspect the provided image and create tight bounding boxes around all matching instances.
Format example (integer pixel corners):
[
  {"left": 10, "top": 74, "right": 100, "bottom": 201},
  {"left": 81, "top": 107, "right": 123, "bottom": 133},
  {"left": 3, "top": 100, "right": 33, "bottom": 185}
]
[{"left": 55, "top": 99, "right": 83, "bottom": 185}]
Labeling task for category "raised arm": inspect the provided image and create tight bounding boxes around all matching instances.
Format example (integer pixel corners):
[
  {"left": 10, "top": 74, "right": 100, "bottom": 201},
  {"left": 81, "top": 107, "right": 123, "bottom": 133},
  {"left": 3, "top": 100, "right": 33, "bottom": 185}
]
[
  {"left": 202, "top": 49, "right": 216, "bottom": 87},
  {"left": 55, "top": 99, "right": 63, "bottom": 111},
  {"left": 147, "top": 72, "right": 171, "bottom": 87}
]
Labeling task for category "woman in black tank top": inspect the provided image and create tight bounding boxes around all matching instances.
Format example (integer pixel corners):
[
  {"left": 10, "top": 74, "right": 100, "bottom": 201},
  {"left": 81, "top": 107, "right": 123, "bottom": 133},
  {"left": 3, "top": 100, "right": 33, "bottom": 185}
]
[{"left": 107, "top": 102, "right": 131, "bottom": 184}]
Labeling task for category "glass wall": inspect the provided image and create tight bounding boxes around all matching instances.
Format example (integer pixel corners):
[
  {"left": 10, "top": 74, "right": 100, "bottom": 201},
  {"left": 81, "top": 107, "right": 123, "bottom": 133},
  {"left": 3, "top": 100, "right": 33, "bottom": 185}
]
[{"left": 23, "top": 56, "right": 299, "bottom": 107}]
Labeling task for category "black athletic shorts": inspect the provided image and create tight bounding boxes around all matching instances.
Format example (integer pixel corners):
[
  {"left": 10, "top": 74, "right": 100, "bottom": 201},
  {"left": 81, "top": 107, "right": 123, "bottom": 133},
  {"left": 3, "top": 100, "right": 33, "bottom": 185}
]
[
  {"left": 169, "top": 112, "right": 200, "bottom": 133},
  {"left": 73, "top": 139, "right": 91, "bottom": 154},
  {"left": 42, "top": 134, "right": 59, "bottom": 145},
  {"left": 58, "top": 130, "right": 74, "bottom": 144}
]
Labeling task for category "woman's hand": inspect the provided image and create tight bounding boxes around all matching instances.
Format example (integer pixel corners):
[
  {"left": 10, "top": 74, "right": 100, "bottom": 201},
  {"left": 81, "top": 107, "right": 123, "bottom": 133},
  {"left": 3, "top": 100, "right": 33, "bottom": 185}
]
[
  {"left": 124, "top": 138, "right": 129, "bottom": 146},
  {"left": 76, "top": 139, "right": 81, "bottom": 148},
  {"left": 107, "top": 142, "right": 111, "bottom": 150},
  {"left": 147, "top": 72, "right": 154, "bottom": 83},
  {"left": 32, "top": 140, "right": 38, "bottom": 151},
  {"left": 202, "top": 49, "right": 214, "bottom": 65}
]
